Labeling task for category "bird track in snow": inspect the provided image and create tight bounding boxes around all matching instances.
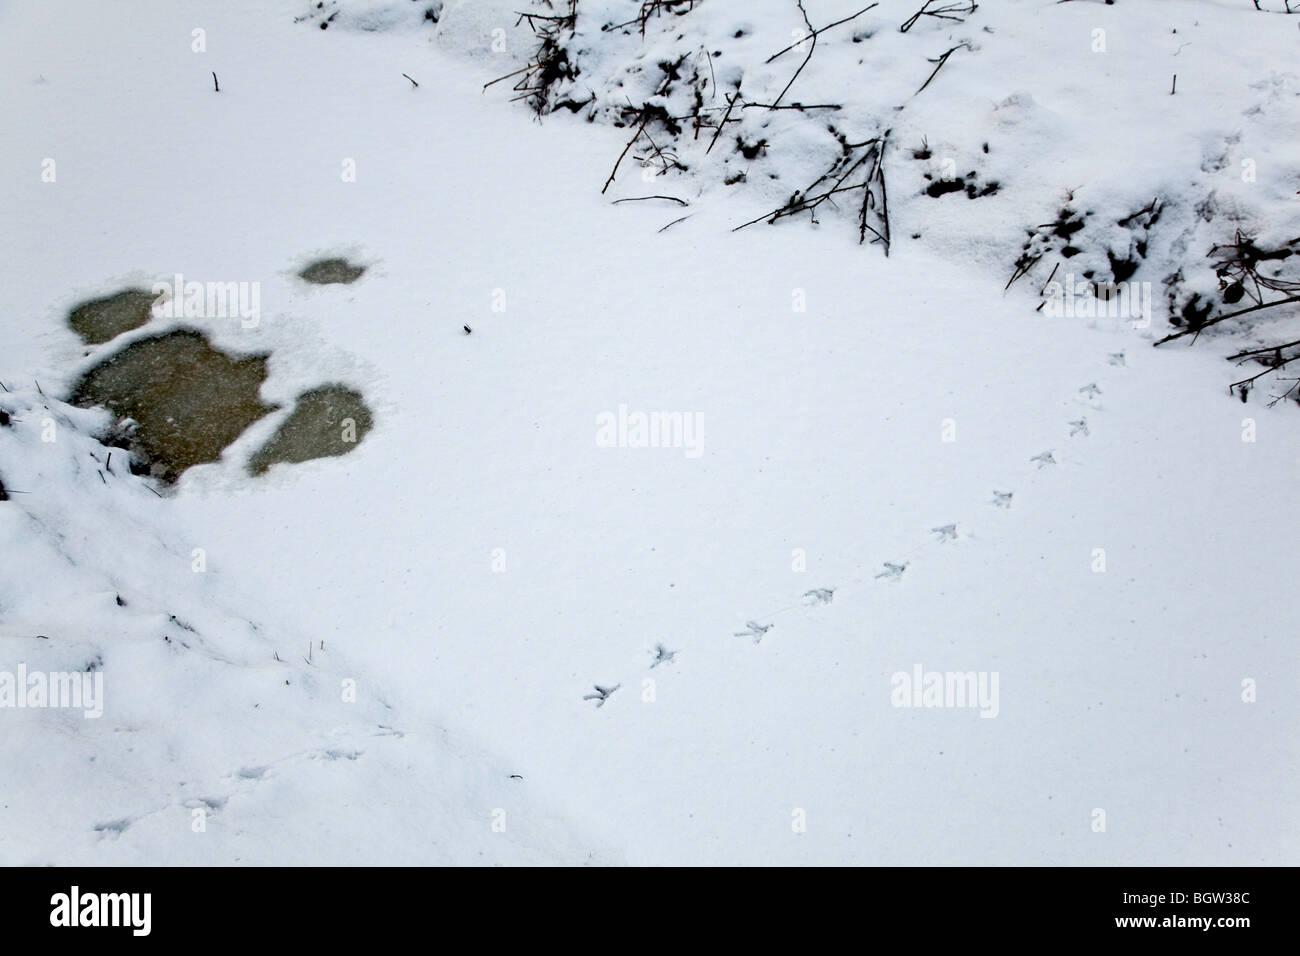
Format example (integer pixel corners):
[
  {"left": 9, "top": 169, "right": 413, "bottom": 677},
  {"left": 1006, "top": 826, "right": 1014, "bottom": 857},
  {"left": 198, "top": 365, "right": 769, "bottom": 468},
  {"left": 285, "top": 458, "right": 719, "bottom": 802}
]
[{"left": 585, "top": 360, "right": 1123, "bottom": 714}]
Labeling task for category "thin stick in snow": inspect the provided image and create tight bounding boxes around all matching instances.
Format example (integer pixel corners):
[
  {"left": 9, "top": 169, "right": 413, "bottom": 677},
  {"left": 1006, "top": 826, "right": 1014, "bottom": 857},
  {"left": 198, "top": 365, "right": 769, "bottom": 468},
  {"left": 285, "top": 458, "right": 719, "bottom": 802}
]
[
  {"left": 766, "top": 3, "right": 879, "bottom": 64},
  {"left": 602, "top": 118, "right": 648, "bottom": 194},
  {"left": 612, "top": 195, "right": 689, "bottom": 206},
  {"left": 705, "top": 92, "right": 740, "bottom": 154},
  {"left": 900, "top": 1, "right": 978, "bottom": 33},
  {"left": 915, "top": 43, "right": 971, "bottom": 96},
  {"left": 771, "top": 1, "right": 817, "bottom": 110},
  {"left": 1153, "top": 294, "right": 1300, "bottom": 345}
]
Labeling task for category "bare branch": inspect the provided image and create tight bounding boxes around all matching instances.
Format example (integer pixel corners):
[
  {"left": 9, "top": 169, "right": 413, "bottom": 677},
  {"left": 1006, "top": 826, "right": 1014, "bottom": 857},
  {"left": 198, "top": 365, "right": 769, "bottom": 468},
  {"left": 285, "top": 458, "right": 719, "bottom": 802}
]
[{"left": 602, "top": 118, "right": 649, "bottom": 194}]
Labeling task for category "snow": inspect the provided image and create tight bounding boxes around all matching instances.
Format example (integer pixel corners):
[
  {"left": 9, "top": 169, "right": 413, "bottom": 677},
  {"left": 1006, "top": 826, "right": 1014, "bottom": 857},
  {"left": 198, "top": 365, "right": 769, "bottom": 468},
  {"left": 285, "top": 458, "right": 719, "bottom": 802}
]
[{"left": 1, "top": 0, "right": 1297, "bottom": 865}]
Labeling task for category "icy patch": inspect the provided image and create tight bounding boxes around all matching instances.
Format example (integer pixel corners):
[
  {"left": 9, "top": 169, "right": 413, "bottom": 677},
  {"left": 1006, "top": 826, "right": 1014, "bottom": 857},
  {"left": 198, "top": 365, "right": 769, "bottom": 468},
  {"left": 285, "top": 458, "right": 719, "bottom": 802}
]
[
  {"left": 298, "top": 258, "right": 366, "bottom": 285},
  {"left": 68, "top": 329, "right": 275, "bottom": 482},
  {"left": 67, "top": 289, "right": 158, "bottom": 345},
  {"left": 248, "top": 385, "right": 372, "bottom": 475}
]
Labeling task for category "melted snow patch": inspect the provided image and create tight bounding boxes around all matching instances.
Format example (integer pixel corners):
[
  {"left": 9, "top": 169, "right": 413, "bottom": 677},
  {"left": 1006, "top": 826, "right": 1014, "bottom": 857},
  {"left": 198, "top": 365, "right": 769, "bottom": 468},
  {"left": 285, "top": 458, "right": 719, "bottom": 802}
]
[
  {"left": 69, "top": 329, "right": 275, "bottom": 482},
  {"left": 298, "top": 258, "right": 366, "bottom": 285},
  {"left": 68, "top": 289, "right": 158, "bottom": 345},
  {"left": 248, "top": 385, "right": 372, "bottom": 475}
]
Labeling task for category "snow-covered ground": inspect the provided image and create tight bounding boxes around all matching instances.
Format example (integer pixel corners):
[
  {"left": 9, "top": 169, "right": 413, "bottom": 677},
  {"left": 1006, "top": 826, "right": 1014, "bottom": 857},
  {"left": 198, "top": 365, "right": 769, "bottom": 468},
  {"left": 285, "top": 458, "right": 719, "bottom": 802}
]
[{"left": 1, "top": 0, "right": 1297, "bottom": 865}]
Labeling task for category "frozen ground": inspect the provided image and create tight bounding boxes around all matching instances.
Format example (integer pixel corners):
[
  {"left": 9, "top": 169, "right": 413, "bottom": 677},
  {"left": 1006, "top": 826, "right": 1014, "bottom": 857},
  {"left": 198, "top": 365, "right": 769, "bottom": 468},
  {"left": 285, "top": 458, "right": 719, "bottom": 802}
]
[{"left": 0, "top": 0, "right": 1297, "bottom": 865}]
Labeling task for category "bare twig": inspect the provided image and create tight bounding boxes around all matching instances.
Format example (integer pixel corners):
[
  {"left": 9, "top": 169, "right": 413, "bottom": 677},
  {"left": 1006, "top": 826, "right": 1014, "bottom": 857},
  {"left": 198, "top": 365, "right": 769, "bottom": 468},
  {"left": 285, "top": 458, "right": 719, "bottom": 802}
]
[
  {"left": 612, "top": 195, "right": 689, "bottom": 205},
  {"left": 1226, "top": 337, "right": 1300, "bottom": 362},
  {"left": 858, "top": 132, "right": 891, "bottom": 254},
  {"left": 734, "top": 134, "right": 891, "bottom": 254},
  {"left": 483, "top": 64, "right": 531, "bottom": 91},
  {"left": 900, "top": 1, "right": 978, "bottom": 32},
  {"left": 1229, "top": 360, "right": 1300, "bottom": 404},
  {"left": 706, "top": 92, "right": 741, "bottom": 154},
  {"left": 741, "top": 102, "right": 842, "bottom": 111},
  {"left": 915, "top": 42, "right": 971, "bottom": 95},
  {"left": 771, "top": 1, "right": 818, "bottom": 109},
  {"left": 1039, "top": 262, "right": 1060, "bottom": 295},
  {"left": 1005, "top": 254, "right": 1042, "bottom": 291},
  {"left": 603, "top": 0, "right": 702, "bottom": 37},
  {"left": 1224, "top": 337, "right": 1300, "bottom": 403},
  {"left": 766, "top": 3, "right": 879, "bottom": 63},
  {"left": 602, "top": 118, "right": 648, "bottom": 194},
  {"left": 487, "top": 1, "right": 580, "bottom": 114},
  {"left": 1153, "top": 295, "right": 1300, "bottom": 346}
]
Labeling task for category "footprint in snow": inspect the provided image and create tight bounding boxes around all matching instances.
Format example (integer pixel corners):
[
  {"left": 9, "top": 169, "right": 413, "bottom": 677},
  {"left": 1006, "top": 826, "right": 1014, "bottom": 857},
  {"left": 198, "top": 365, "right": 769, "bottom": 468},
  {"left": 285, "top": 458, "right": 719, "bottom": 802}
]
[
  {"left": 583, "top": 684, "right": 620, "bottom": 708},
  {"left": 93, "top": 817, "right": 133, "bottom": 838},
  {"left": 657, "top": 353, "right": 1112, "bottom": 692},
  {"left": 734, "top": 621, "right": 773, "bottom": 643}
]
